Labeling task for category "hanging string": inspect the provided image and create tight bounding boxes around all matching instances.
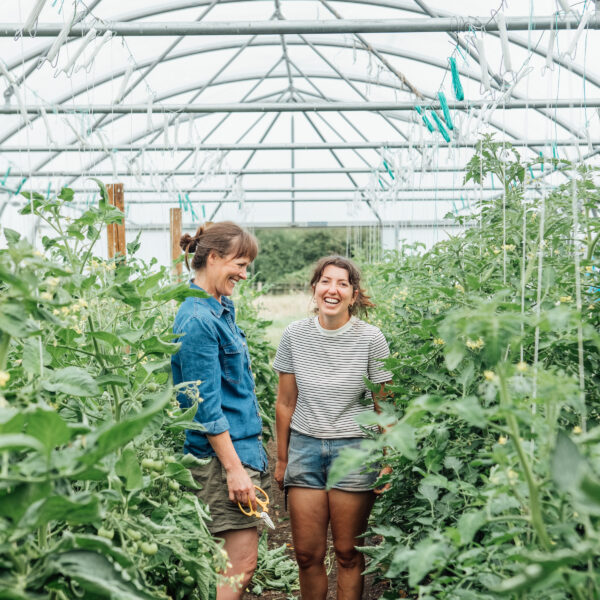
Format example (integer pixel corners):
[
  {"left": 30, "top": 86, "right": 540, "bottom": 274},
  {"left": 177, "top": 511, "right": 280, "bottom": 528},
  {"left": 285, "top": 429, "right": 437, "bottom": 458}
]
[
  {"left": 19, "top": 0, "right": 47, "bottom": 37},
  {"left": 532, "top": 178, "right": 546, "bottom": 415},
  {"left": 497, "top": 12, "right": 513, "bottom": 75},
  {"left": 62, "top": 26, "right": 97, "bottom": 76},
  {"left": 473, "top": 36, "right": 491, "bottom": 93},
  {"left": 570, "top": 176, "right": 586, "bottom": 431},
  {"left": 40, "top": 1, "right": 76, "bottom": 68},
  {"left": 565, "top": 10, "right": 592, "bottom": 60}
]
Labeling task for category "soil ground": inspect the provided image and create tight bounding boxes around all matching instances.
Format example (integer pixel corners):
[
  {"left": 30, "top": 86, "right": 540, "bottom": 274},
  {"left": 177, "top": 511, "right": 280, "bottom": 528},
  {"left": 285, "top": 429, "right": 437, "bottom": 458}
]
[{"left": 247, "top": 441, "right": 390, "bottom": 600}]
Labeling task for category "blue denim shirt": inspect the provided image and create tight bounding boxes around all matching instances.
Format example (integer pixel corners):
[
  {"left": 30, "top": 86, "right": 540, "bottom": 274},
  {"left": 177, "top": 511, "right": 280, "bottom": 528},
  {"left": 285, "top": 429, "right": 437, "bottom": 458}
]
[{"left": 171, "top": 282, "right": 268, "bottom": 473}]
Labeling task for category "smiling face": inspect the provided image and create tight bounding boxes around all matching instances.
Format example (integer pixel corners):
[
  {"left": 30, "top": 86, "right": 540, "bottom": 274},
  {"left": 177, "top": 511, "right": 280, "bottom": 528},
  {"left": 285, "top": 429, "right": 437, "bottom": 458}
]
[
  {"left": 208, "top": 251, "right": 251, "bottom": 298},
  {"left": 313, "top": 264, "right": 358, "bottom": 325}
]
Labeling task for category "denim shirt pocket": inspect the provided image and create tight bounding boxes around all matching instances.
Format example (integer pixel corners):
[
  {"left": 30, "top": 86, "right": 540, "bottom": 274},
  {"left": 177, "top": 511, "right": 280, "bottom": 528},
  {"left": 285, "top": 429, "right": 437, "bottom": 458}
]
[{"left": 220, "top": 342, "right": 243, "bottom": 385}]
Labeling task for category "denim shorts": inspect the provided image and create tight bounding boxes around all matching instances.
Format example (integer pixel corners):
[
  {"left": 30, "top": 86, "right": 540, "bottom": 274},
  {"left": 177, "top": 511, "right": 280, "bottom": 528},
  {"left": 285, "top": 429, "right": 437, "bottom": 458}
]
[{"left": 284, "top": 430, "right": 378, "bottom": 492}]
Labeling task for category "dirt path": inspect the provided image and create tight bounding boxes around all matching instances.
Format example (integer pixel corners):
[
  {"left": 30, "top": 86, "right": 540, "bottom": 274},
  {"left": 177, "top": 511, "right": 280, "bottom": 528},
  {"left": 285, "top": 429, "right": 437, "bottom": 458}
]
[{"left": 248, "top": 442, "right": 388, "bottom": 600}]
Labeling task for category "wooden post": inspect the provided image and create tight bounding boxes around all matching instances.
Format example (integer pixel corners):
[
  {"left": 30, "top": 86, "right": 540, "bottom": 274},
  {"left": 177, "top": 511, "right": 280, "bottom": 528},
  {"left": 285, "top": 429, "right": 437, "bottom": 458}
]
[
  {"left": 107, "top": 183, "right": 126, "bottom": 259},
  {"left": 170, "top": 207, "right": 182, "bottom": 276}
]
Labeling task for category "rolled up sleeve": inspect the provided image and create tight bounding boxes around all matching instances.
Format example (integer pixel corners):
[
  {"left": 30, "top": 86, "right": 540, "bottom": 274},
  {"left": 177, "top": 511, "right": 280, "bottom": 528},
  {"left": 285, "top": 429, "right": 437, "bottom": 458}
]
[{"left": 178, "top": 317, "right": 230, "bottom": 435}]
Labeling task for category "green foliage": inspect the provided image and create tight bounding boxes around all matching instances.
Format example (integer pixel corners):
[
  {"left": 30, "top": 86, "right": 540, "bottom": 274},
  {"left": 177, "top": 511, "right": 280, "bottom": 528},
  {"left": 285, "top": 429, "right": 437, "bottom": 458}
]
[
  {"left": 251, "top": 532, "right": 299, "bottom": 595},
  {"left": 348, "top": 138, "right": 600, "bottom": 598},
  {"left": 0, "top": 186, "right": 236, "bottom": 599},
  {"left": 233, "top": 279, "right": 278, "bottom": 442},
  {"left": 252, "top": 227, "right": 379, "bottom": 287}
]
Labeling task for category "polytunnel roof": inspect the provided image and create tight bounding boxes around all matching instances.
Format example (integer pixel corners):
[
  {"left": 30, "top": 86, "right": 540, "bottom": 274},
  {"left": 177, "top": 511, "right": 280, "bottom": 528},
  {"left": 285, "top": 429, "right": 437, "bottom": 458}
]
[{"left": 1, "top": 0, "right": 600, "bottom": 232}]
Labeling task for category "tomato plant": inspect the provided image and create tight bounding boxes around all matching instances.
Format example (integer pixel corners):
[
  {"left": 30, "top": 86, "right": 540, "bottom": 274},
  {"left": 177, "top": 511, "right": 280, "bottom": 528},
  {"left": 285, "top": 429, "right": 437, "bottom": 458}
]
[
  {"left": 333, "top": 138, "right": 600, "bottom": 598},
  {"left": 0, "top": 183, "right": 236, "bottom": 599}
]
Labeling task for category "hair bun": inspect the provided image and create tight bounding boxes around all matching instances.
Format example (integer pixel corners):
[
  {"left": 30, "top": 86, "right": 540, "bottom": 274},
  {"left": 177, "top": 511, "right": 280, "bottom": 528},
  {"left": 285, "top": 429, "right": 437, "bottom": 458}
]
[
  {"left": 179, "top": 232, "right": 196, "bottom": 253},
  {"left": 196, "top": 221, "right": 214, "bottom": 237}
]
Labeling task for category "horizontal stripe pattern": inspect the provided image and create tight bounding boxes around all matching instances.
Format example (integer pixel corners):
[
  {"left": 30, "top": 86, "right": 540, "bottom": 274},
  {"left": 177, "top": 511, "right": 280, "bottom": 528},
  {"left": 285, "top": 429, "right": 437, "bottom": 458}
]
[{"left": 273, "top": 317, "right": 392, "bottom": 438}]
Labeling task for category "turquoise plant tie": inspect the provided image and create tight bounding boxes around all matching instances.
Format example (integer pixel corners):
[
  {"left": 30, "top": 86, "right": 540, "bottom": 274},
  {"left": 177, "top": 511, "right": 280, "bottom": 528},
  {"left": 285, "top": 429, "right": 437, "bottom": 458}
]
[
  {"left": 431, "top": 111, "right": 451, "bottom": 143},
  {"left": 415, "top": 106, "right": 435, "bottom": 133},
  {"left": 449, "top": 57, "right": 464, "bottom": 101},
  {"left": 437, "top": 91, "right": 454, "bottom": 130}
]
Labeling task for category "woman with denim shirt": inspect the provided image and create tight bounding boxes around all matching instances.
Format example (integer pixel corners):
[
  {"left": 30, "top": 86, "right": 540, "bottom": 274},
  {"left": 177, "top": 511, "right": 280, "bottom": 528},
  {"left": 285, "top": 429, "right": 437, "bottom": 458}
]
[{"left": 171, "top": 221, "right": 268, "bottom": 600}]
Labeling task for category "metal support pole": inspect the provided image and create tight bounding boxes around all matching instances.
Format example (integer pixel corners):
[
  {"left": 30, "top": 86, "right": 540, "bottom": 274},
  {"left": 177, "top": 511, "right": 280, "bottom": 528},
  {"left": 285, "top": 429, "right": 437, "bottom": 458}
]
[
  {"left": 2, "top": 16, "right": 598, "bottom": 36},
  {"left": 291, "top": 115, "right": 296, "bottom": 224},
  {"left": 1, "top": 139, "right": 593, "bottom": 152},
  {"left": 3, "top": 99, "right": 598, "bottom": 113}
]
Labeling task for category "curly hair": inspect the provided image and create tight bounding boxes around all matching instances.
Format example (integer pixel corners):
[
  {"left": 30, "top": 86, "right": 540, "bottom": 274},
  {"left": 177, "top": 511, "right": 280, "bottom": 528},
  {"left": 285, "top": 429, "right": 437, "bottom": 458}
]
[{"left": 309, "top": 255, "right": 375, "bottom": 316}]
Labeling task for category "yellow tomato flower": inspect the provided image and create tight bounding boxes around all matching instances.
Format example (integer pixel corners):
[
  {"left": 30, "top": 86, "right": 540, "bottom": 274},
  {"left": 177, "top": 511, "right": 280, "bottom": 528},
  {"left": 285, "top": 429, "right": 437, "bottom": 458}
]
[
  {"left": 507, "top": 469, "right": 518, "bottom": 481},
  {"left": 502, "top": 244, "right": 516, "bottom": 251},
  {"left": 40, "top": 292, "right": 53, "bottom": 301},
  {"left": 466, "top": 338, "right": 485, "bottom": 350},
  {"left": 61, "top": 306, "right": 70, "bottom": 316},
  {"left": 559, "top": 296, "right": 572, "bottom": 303},
  {"left": 498, "top": 436, "right": 508, "bottom": 445},
  {"left": 45, "top": 277, "right": 60, "bottom": 288},
  {"left": 572, "top": 426, "right": 582, "bottom": 435},
  {"left": 433, "top": 338, "right": 445, "bottom": 346},
  {"left": 454, "top": 283, "right": 465, "bottom": 293},
  {"left": 516, "top": 361, "right": 528, "bottom": 372},
  {"left": 0, "top": 371, "right": 10, "bottom": 387},
  {"left": 483, "top": 370, "right": 496, "bottom": 381}
]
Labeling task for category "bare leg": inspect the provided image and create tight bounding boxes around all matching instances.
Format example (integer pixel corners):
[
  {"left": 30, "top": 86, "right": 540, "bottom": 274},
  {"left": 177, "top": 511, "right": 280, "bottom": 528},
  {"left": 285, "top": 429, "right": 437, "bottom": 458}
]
[
  {"left": 216, "top": 527, "right": 258, "bottom": 600},
  {"left": 329, "top": 490, "right": 375, "bottom": 600},
  {"left": 288, "top": 487, "right": 329, "bottom": 600}
]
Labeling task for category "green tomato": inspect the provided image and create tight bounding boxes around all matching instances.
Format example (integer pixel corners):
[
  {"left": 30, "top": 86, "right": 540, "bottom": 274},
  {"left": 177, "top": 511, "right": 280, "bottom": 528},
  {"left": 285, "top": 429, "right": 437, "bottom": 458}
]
[
  {"left": 97, "top": 527, "right": 114, "bottom": 540},
  {"left": 146, "top": 382, "right": 159, "bottom": 392},
  {"left": 168, "top": 493, "right": 178, "bottom": 505},
  {"left": 164, "top": 456, "right": 177, "bottom": 464},
  {"left": 127, "top": 528, "right": 142, "bottom": 541},
  {"left": 168, "top": 480, "right": 180, "bottom": 492},
  {"left": 141, "top": 458, "right": 154, "bottom": 470},
  {"left": 183, "top": 576, "right": 194, "bottom": 586},
  {"left": 152, "top": 460, "right": 165, "bottom": 472},
  {"left": 140, "top": 542, "right": 158, "bottom": 556}
]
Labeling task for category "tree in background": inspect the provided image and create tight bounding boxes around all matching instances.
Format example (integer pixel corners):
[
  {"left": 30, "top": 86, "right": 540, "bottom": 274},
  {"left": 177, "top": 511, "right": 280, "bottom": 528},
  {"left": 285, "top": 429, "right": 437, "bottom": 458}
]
[{"left": 252, "top": 228, "right": 379, "bottom": 288}]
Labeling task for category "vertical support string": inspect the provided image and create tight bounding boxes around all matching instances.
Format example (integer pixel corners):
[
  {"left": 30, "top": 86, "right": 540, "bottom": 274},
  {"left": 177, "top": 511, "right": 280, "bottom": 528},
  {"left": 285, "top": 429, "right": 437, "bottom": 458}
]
[{"left": 571, "top": 177, "right": 587, "bottom": 431}]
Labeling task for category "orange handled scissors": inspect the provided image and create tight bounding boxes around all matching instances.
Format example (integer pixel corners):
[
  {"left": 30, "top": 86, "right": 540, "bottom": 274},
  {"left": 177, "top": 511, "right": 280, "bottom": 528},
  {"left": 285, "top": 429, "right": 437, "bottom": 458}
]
[{"left": 237, "top": 485, "right": 275, "bottom": 529}]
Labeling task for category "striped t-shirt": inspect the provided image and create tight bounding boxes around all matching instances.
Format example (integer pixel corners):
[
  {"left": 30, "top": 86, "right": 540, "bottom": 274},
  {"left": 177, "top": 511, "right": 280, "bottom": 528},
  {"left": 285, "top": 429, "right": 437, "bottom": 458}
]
[{"left": 272, "top": 316, "right": 393, "bottom": 439}]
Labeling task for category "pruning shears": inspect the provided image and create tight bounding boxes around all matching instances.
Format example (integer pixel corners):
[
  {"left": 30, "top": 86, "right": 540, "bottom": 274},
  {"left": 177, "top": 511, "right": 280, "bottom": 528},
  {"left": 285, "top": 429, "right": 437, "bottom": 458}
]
[{"left": 237, "top": 485, "right": 275, "bottom": 529}]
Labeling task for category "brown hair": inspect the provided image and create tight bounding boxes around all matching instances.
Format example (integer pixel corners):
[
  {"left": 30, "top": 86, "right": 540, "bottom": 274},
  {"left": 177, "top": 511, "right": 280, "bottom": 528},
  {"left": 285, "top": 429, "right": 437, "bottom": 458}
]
[
  {"left": 309, "top": 255, "right": 375, "bottom": 316},
  {"left": 179, "top": 221, "right": 258, "bottom": 271}
]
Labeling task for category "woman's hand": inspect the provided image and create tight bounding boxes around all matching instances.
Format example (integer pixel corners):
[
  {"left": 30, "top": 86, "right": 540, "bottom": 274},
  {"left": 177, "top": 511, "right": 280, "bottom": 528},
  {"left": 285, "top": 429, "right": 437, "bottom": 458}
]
[
  {"left": 274, "top": 459, "right": 287, "bottom": 490},
  {"left": 374, "top": 465, "right": 393, "bottom": 495},
  {"left": 226, "top": 465, "right": 257, "bottom": 509}
]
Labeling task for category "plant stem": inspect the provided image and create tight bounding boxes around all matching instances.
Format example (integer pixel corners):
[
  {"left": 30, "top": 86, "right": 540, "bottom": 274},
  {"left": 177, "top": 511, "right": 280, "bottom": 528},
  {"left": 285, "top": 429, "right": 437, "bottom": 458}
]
[
  {"left": 0, "top": 332, "right": 10, "bottom": 371},
  {"left": 498, "top": 368, "right": 551, "bottom": 551},
  {"left": 587, "top": 230, "right": 600, "bottom": 261},
  {"left": 86, "top": 316, "right": 123, "bottom": 422}
]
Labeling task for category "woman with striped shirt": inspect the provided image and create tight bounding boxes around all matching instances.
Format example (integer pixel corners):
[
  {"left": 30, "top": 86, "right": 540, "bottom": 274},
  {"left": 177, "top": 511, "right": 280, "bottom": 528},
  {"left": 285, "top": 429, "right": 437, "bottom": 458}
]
[{"left": 273, "top": 255, "right": 392, "bottom": 600}]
